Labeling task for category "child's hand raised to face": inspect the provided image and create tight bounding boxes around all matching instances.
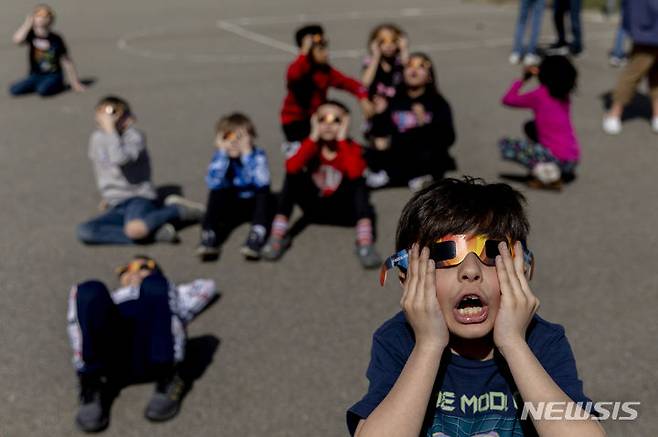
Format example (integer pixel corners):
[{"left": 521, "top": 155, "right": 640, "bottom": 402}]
[
  {"left": 401, "top": 244, "right": 450, "bottom": 351},
  {"left": 493, "top": 241, "right": 540, "bottom": 356},
  {"left": 95, "top": 109, "right": 117, "bottom": 134}
]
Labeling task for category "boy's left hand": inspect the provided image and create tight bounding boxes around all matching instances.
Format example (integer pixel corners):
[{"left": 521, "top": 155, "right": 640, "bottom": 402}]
[
  {"left": 493, "top": 241, "right": 540, "bottom": 356},
  {"left": 337, "top": 114, "right": 350, "bottom": 141}
]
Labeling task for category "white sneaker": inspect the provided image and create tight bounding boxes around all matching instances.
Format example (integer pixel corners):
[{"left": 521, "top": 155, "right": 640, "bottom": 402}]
[
  {"left": 408, "top": 175, "right": 434, "bottom": 192},
  {"left": 532, "top": 162, "right": 561, "bottom": 184},
  {"left": 509, "top": 52, "right": 521, "bottom": 65},
  {"left": 602, "top": 116, "right": 622, "bottom": 135},
  {"left": 523, "top": 53, "right": 541, "bottom": 66},
  {"left": 365, "top": 169, "right": 390, "bottom": 188},
  {"left": 652, "top": 117, "right": 658, "bottom": 134}
]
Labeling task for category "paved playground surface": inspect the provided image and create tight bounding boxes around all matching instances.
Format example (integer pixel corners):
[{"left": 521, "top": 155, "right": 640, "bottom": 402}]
[{"left": 0, "top": 0, "right": 656, "bottom": 435}]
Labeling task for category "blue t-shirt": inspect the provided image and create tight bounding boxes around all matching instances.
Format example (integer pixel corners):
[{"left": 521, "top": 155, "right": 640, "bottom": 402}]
[{"left": 347, "top": 312, "right": 591, "bottom": 437}]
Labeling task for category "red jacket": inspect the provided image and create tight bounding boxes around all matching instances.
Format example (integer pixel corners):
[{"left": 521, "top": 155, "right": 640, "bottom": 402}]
[
  {"left": 286, "top": 138, "right": 366, "bottom": 196},
  {"left": 280, "top": 54, "right": 368, "bottom": 125}
]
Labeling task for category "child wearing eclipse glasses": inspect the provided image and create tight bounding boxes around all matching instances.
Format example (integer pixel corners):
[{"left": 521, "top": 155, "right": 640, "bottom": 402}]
[
  {"left": 77, "top": 96, "right": 205, "bottom": 245},
  {"left": 66, "top": 255, "right": 217, "bottom": 432},
  {"left": 361, "top": 23, "right": 409, "bottom": 102},
  {"left": 197, "top": 112, "right": 274, "bottom": 261},
  {"left": 280, "top": 24, "right": 374, "bottom": 146},
  {"left": 365, "top": 53, "right": 457, "bottom": 191},
  {"left": 348, "top": 177, "right": 603, "bottom": 437},
  {"left": 9, "top": 4, "right": 86, "bottom": 96},
  {"left": 262, "top": 100, "right": 382, "bottom": 269}
]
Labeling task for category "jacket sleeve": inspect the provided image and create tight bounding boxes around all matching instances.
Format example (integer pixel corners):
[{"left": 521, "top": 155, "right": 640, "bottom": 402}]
[
  {"left": 91, "top": 129, "right": 146, "bottom": 166},
  {"left": 337, "top": 140, "right": 367, "bottom": 180},
  {"left": 286, "top": 54, "right": 313, "bottom": 84},
  {"left": 241, "top": 148, "right": 271, "bottom": 189},
  {"left": 328, "top": 67, "right": 368, "bottom": 99},
  {"left": 205, "top": 150, "right": 231, "bottom": 190},
  {"left": 431, "top": 96, "right": 456, "bottom": 149},
  {"left": 501, "top": 79, "right": 538, "bottom": 108},
  {"left": 285, "top": 138, "right": 319, "bottom": 173}
]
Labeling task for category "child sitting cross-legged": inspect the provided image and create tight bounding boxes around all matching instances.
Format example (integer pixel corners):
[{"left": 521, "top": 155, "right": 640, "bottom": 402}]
[{"left": 262, "top": 100, "right": 381, "bottom": 269}]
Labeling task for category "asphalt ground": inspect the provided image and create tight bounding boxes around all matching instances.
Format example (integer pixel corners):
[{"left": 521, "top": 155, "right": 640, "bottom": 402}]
[{"left": 0, "top": 0, "right": 656, "bottom": 435}]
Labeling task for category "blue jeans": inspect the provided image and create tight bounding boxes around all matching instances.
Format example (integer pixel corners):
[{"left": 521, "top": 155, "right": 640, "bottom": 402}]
[
  {"left": 611, "top": 22, "right": 627, "bottom": 58},
  {"left": 70, "top": 275, "right": 185, "bottom": 380},
  {"left": 77, "top": 197, "right": 180, "bottom": 245},
  {"left": 9, "top": 72, "right": 64, "bottom": 97},
  {"left": 512, "top": 0, "right": 546, "bottom": 55}
]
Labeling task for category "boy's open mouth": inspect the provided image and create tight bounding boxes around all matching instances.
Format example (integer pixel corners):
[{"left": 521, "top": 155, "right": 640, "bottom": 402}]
[{"left": 453, "top": 293, "right": 489, "bottom": 324}]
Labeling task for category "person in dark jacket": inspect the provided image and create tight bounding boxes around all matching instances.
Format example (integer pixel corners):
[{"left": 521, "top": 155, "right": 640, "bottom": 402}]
[
  {"left": 365, "top": 53, "right": 457, "bottom": 191},
  {"left": 603, "top": 0, "right": 658, "bottom": 134}
]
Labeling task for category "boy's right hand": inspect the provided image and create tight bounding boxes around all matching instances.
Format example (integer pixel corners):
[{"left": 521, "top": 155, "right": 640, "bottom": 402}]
[
  {"left": 309, "top": 113, "right": 320, "bottom": 142},
  {"left": 401, "top": 244, "right": 449, "bottom": 351},
  {"left": 301, "top": 35, "right": 314, "bottom": 55}
]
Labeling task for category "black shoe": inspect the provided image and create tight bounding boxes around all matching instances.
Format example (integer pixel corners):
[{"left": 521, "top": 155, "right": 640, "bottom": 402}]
[
  {"left": 240, "top": 226, "right": 267, "bottom": 260},
  {"left": 196, "top": 230, "right": 220, "bottom": 261},
  {"left": 546, "top": 42, "right": 569, "bottom": 55},
  {"left": 144, "top": 374, "right": 186, "bottom": 422},
  {"left": 75, "top": 376, "right": 110, "bottom": 433}
]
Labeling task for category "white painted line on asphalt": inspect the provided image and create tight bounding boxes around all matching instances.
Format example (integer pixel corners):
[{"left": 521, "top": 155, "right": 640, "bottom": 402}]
[{"left": 216, "top": 20, "right": 297, "bottom": 54}]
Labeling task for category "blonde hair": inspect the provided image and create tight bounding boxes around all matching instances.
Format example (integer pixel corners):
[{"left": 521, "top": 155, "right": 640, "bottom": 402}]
[{"left": 215, "top": 112, "right": 257, "bottom": 137}]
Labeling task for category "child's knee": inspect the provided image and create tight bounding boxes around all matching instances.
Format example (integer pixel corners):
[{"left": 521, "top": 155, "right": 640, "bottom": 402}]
[
  {"left": 124, "top": 220, "right": 149, "bottom": 240},
  {"left": 139, "top": 275, "right": 170, "bottom": 301},
  {"left": 75, "top": 280, "right": 110, "bottom": 306}
]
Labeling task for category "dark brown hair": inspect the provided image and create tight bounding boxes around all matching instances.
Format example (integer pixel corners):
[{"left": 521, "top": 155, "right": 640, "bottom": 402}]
[{"left": 395, "top": 177, "right": 529, "bottom": 251}]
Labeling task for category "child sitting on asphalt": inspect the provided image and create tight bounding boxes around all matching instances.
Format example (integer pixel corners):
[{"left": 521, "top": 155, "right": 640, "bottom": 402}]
[
  {"left": 9, "top": 4, "right": 86, "bottom": 97},
  {"left": 280, "top": 24, "right": 374, "bottom": 146},
  {"left": 197, "top": 113, "right": 274, "bottom": 261},
  {"left": 262, "top": 100, "right": 381, "bottom": 269},
  {"left": 77, "top": 96, "right": 204, "bottom": 245},
  {"left": 366, "top": 53, "right": 457, "bottom": 191},
  {"left": 348, "top": 177, "right": 604, "bottom": 437},
  {"left": 361, "top": 23, "right": 409, "bottom": 103},
  {"left": 67, "top": 255, "right": 217, "bottom": 432},
  {"left": 499, "top": 55, "right": 580, "bottom": 190}
]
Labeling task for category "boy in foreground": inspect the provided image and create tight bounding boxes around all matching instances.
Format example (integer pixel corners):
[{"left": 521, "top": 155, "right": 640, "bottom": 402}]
[{"left": 348, "top": 178, "right": 605, "bottom": 436}]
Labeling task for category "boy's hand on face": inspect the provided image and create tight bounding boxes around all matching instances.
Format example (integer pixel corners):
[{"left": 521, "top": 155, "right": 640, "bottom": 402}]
[
  {"left": 401, "top": 244, "right": 449, "bottom": 351},
  {"left": 493, "top": 241, "right": 540, "bottom": 356},
  {"left": 301, "top": 35, "right": 314, "bottom": 55},
  {"left": 96, "top": 111, "right": 116, "bottom": 134},
  {"left": 337, "top": 114, "right": 350, "bottom": 141},
  {"left": 310, "top": 113, "right": 320, "bottom": 142}
]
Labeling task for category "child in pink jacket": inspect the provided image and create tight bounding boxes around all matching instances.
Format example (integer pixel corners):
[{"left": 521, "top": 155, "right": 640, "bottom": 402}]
[{"left": 499, "top": 55, "right": 580, "bottom": 189}]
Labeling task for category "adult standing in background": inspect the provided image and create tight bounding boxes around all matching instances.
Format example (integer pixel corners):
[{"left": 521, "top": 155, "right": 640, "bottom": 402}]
[
  {"left": 548, "top": 0, "right": 583, "bottom": 56},
  {"left": 603, "top": 0, "right": 658, "bottom": 135}
]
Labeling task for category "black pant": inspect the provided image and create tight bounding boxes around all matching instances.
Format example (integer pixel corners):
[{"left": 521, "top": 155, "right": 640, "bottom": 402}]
[
  {"left": 202, "top": 188, "right": 274, "bottom": 242},
  {"left": 553, "top": 0, "right": 583, "bottom": 51},
  {"left": 365, "top": 141, "right": 455, "bottom": 186},
  {"left": 282, "top": 120, "right": 311, "bottom": 142},
  {"left": 277, "top": 173, "right": 375, "bottom": 229},
  {"left": 70, "top": 275, "right": 182, "bottom": 383}
]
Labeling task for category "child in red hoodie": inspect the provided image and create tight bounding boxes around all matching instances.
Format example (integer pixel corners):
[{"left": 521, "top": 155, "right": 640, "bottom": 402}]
[
  {"left": 281, "top": 24, "right": 374, "bottom": 145},
  {"left": 264, "top": 101, "right": 381, "bottom": 269}
]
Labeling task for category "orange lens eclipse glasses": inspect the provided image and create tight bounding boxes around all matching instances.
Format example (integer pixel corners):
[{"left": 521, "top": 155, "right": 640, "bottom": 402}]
[
  {"left": 379, "top": 234, "right": 535, "bottom": 286},
  {"left": 115, "top": 259, "right": 156, "bottom": 278}
]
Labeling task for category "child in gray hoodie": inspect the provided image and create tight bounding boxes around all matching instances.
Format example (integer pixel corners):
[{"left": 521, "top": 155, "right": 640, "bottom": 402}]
[{"left": 77, "top": 96, "right": 204, "bottom": 245}]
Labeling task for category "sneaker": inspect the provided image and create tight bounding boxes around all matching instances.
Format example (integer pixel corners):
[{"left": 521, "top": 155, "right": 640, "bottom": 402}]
[
  {"left": 608, "top": 55, "right": 627, "bottom": 68},
  {"left": 261, "top": 235, "right": 291, "bottom": 261},
  {"left": 240, "top": 225, "right": 267, "bottom": 260},
  {"left": 522, "top": 53, "right": 541, "bottom": 66},
  {"left": 602, "top": 116, "right": 622, "bottom": 135},
  {"left": 531, "top": 162, "right": 561, "bottom": 184},
  {"left": 164, "top": 195, "right": 205, "bottom": 222},
  {"left": 196, "top": 230, "right": 220, "bottom": 261},
  {"left": 75, "top": 377, "right": 110, "bottom": 433},
  {"left": 508, "top": 52, "right": 521, "bottom": 65},
  {"left": 365, "top": 169, "right": 390, "bottom": 188},
  {"left": 408, "top": 175, "right": 434, "bottom": 192},
  {"left": 356, "top": 244, "right": 382, "bottom": 270},
  {"left": 154, "top": 223, "right": 180, "bottom": 244},
  {"left": 144, "top": 374, "right": 186, "bottom": 422}
]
